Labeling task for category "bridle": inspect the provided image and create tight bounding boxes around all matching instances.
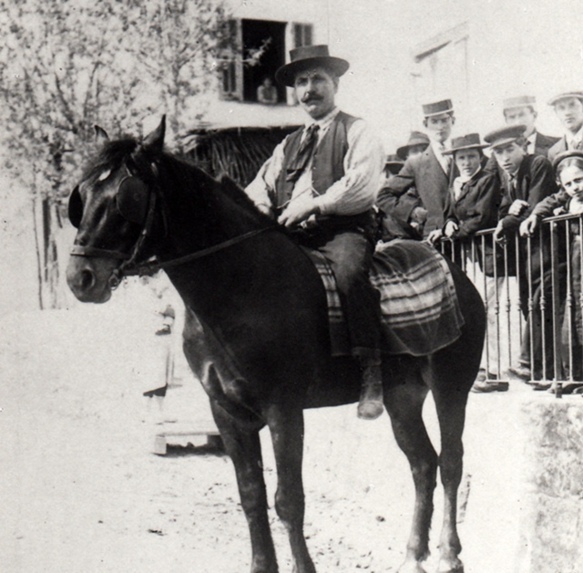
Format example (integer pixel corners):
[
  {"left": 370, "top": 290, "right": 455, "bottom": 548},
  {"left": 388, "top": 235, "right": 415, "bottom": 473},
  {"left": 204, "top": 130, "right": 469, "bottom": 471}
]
[{"left": 70, "top": 162, "right": 273, "bottom": 289}]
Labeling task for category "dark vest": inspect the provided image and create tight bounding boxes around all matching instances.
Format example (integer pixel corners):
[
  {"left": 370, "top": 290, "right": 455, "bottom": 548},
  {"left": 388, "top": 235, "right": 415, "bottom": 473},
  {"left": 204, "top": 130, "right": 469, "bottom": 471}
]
[{"left": 275, "top": 111, "right": 359, "bottom": 210}]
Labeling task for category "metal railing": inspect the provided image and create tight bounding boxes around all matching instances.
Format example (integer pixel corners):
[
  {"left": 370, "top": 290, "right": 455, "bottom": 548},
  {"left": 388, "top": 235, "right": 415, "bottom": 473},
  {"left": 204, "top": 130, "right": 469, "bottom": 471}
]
[{"left": 438, "top": 213, "right": 583, "bottom": 394}]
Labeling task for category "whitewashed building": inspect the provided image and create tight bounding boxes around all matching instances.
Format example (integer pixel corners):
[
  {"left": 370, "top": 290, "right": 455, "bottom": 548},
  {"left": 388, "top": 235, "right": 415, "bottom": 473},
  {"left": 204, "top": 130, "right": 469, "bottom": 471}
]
[{"left": 207, "top": 0, "right": 583, "bottom": 153}]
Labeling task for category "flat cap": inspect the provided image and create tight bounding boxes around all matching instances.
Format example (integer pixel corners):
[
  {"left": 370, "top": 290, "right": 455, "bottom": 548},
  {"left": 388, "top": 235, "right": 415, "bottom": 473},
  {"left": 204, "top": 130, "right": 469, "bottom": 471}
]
[
  {"left": 484, "top": 124, "right": 527, "bottom": 148},
  {"left": 552, "top": 149, "right": 583, "bottom": 170},
  {"left": 547, "top": 91, "right": 583, "bottom": 106},
  {"left": 503, "top": 95, "right": 536, "bottom": 110},
  {"left": 422, "top": 99, "right": 454, "bottom": 117}
]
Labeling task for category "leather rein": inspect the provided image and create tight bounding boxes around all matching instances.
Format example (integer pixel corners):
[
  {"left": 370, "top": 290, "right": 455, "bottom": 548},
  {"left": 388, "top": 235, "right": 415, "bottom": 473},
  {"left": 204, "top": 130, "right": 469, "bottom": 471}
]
[{"left": 70, "top": 162, "right": 272, "bottom": 289}]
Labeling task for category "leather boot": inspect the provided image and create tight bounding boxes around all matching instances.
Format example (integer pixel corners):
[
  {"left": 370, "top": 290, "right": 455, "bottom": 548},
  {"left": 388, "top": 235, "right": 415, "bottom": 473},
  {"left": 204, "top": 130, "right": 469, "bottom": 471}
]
[{"left": 357, "top": 362, "right": 384, "bottom": 420}]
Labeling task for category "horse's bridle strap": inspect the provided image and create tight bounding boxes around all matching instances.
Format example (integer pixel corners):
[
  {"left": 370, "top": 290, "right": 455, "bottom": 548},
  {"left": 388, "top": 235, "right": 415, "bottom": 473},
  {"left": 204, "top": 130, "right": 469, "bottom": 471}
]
[
  {"left": 127, "top": 227, "right": 272, "bottom": 276},
  {"left": 70, "top": 245, "right": 130, "bottom": 260}
]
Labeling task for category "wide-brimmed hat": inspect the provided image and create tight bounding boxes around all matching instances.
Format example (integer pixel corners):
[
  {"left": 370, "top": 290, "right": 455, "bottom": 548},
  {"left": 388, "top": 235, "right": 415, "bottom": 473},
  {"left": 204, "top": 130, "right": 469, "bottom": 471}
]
[
  {"left": 422, "top": 99, "right": 454, "bottom": 118},
  {"left": 503, "top": 95, "right": 536, "bottom": 111},
  {"left": 548, "top": 91, "right": 583, "bottom": 106},
  {"left": 275, "top": 45, "right": 349, "bottom": 87},
  {"left": 552, "top": 149, "right": 583, "bottom": 170},
  {"left": 443, "top": 133, "right": 488, "bottom": 155},
  {"left": 385, "top": 154, "right": 405, "bottom": 175},
  {"left": 396, "top": 131, "right": 430, "bottom": 160},
  {"left": 484, "top": 124, "right": 527, "bottom": 149}
]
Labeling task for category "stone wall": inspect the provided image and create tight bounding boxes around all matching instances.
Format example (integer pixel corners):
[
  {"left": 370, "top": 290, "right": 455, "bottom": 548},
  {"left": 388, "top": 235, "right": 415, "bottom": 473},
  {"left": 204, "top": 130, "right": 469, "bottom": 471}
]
[{"left": 517, "top": 396, "right": 583, "bottom": 573}]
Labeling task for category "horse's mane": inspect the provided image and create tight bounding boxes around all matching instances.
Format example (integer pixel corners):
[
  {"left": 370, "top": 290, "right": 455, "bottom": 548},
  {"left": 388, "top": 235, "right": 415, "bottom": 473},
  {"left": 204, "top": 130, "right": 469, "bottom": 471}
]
[{"left": 83, "top": 136, "right": 277, "bottom": 228}]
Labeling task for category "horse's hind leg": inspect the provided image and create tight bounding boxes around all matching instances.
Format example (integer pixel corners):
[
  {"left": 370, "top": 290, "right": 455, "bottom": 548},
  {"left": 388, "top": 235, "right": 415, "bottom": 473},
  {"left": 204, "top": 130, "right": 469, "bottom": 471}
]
[
  {"left": 384, "top": 362, "right": 437, "bottom": 573},
  {"left": 266, "top": 402, "right": 316, "bottom": 573},
  {"left": 432, "top": 384, "right": 468, "bottom": 573},
  {"left": 210, "top": 401, "right": 278, "bottom": 573}
]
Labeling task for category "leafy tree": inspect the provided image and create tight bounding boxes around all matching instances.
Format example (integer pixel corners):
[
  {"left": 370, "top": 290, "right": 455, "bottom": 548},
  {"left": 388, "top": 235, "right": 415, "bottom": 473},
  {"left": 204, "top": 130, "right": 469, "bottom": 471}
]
[{"left": 0, "top": 0, "right": 229, "bottom": 308}]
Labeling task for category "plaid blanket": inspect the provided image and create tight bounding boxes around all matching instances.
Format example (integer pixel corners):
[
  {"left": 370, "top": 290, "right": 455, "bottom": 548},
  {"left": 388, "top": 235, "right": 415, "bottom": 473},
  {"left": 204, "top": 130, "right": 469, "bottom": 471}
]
[{"left": 309, "top": 239, "right": 465, "bottom": 357}]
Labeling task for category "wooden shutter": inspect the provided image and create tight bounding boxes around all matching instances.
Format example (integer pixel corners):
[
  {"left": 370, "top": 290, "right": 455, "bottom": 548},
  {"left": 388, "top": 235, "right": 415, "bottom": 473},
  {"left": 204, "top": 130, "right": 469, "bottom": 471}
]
[
  {"left": 292, "top": 23, "right": 313, "bottom": 48},
  {"left": 219, "top": 19, "right": 243, "bottom": 101}
]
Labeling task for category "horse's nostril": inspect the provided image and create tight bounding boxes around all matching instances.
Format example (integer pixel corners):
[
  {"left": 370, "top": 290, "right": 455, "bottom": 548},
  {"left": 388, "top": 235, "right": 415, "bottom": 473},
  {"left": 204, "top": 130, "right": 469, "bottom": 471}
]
[{"left": 80, "top": 269, "right": 95, "bottom": 290}]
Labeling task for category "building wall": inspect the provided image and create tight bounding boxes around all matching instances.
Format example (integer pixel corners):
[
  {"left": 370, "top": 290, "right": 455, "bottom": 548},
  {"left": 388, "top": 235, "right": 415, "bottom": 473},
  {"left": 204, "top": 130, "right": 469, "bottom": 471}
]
[{"left": 215, "top": 0, "right": 583, "bottom": 155}]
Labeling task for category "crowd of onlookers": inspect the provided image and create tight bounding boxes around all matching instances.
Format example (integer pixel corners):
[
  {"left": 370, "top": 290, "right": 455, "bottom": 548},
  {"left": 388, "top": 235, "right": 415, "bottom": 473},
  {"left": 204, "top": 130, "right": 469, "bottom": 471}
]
[{"left": 376, "top": 93, "right": 583, "bottom": 394}]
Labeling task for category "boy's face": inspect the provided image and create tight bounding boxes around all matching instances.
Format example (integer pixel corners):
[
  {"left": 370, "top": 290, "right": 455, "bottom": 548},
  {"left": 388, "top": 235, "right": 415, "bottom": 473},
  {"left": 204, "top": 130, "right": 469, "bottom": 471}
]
[
  {"left": 554, "top": 97, "right": 583, "bottom": 134},
  {"left": 454, "top": 149, "right": 482, "bottom": 178},
  {"left": 560, "top": 164, "right": 583, "bottom": 200},
  {"left": 504, "top": 106, "right": 536, "bottom": 136},
  {"left": 424, "top": 113, "right": 454, "bottom": 144},
  {"left": 492, "top": 141, "right": 526, "bottom": 175}
]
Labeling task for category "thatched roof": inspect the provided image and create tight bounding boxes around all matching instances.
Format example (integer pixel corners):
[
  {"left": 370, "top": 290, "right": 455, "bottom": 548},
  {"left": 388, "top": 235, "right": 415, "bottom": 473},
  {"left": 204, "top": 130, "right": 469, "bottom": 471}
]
[{"left": 182, "top": 125, "right": 299, "bottom": 187}]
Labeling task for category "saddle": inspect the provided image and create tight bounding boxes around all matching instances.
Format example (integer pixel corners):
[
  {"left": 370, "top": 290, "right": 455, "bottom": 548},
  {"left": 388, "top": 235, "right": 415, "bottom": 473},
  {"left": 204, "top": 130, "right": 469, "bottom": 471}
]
[{"left": 306, "top": 239, "right": 465, "bottom": 357}]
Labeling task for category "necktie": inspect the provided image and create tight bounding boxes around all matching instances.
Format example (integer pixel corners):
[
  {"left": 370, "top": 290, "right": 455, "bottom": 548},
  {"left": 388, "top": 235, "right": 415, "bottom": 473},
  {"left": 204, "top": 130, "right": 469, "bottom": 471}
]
[
  {"left": 286, "top": 124, "right": 320, "bottom": 183},
  {"left": 508, "top": 174, "right": 516, "bottom": 197}
]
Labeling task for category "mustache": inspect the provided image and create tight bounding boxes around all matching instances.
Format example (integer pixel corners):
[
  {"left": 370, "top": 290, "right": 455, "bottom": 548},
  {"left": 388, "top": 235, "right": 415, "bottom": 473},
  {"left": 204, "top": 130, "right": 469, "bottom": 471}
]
[{"left": 302, "top": 94, "right": 323, "bottom": 103}]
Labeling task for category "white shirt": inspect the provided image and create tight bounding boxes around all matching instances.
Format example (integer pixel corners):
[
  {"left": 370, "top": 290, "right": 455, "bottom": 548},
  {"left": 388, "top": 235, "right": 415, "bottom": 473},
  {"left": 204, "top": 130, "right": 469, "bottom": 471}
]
[
  {"left": 526, "top": 132, "right": 537, "bottom": 155},
  {"left": 567, "top": 124, "right": 583, "bottom": 150},
  {"left": 569, "top": 196, "right": 583, "bottom": 215},
  {"left": 430, "top": 139, "right": 451, "bottom": 174},
  {"left": 452, "top": 167, "right": 480, "bottom": 200},
  {"left": 245, "top": 107, "right": 384, "bottom": 216}
]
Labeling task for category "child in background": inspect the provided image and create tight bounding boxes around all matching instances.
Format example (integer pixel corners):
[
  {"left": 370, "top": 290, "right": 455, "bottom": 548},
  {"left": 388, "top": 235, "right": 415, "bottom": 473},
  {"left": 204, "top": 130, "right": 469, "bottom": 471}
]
[{"left": 521, "top": 149, "right": 583, "bottom": 389}]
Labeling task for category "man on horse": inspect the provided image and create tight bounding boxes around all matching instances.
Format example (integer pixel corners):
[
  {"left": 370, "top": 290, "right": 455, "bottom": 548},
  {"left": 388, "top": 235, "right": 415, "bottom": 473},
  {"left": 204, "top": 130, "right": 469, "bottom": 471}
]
[{"left": 245, "top": 44, "right": 385, "bottom": 420}]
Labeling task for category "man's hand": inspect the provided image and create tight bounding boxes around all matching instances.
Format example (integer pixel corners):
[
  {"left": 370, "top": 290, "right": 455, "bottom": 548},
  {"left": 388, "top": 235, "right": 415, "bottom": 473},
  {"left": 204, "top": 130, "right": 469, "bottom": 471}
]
[
  {"left": 493, "top": 221, "right": 506, "bottom": 244},
  {"left": 508, "top": 199, "right": 529, "bottom": 216},
  {"left": 410, "top": 206, "right": 428, "bottom": 225},
  {"left": 426, "top": 229, "right": 443, "bottom": 245},
  {"left": 409, "top": 206, "right": 428, "bottom": 235},
  {"left": 444, "top": 220, "right": 459, "bottom": 238},
  {"left": 519, "top": 215, "right": 539, "bottom": 237},
  {"left": 278, "top": 194, "right": 319, "bottom": 228}
]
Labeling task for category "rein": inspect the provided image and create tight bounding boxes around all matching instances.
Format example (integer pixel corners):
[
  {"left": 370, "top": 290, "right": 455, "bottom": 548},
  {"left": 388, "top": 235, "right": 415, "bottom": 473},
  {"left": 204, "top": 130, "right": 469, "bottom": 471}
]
[{"left": 108, "top": 227, "right": 272, "bottom": 287}]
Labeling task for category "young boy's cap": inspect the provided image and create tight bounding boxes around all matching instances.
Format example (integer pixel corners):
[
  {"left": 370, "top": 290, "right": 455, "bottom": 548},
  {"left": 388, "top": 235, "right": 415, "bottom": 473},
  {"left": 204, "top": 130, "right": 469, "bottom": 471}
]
[
  {"left": 552, "top": 149, "right": 583, "bottom": 170},
  {"left": 443, "top": 133, "right": 488, "bottom": 155},
  {"left": 484, "top": 125, "right": 527, "bottom": 149},
  {"left": 547, "top": 91, "right": 583, "bottom": 106}
]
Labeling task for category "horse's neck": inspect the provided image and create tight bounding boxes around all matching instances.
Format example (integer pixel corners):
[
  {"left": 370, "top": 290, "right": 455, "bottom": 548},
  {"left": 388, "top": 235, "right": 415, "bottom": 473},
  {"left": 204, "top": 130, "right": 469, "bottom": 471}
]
[{"left": 159, "top": 164, "right": 261, "bottom": 257}]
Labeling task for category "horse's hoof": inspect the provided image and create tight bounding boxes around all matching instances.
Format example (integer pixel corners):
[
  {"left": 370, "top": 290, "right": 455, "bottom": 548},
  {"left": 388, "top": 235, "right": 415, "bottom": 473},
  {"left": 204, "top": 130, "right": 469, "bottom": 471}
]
[
  {"left": 437, "top": 560, "right": 464, "bottom": 573},
  {"left": 397, "top": 561, "right": 427, "bottom": 573}
]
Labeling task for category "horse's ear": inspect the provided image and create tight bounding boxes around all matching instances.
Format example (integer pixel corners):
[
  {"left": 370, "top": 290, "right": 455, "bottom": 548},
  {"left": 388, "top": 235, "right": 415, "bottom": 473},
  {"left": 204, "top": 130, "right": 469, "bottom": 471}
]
[
  {"left": 94, "top": 125, "right": 109, "bottom": 143},
  {"left": 142, "top": 116, "right": 166, "bottom": 153}
]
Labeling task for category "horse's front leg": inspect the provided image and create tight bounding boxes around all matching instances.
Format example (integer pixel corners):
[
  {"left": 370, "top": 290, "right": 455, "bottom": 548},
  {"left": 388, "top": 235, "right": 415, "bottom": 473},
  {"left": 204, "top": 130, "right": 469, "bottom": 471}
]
[
  {"left": 266, "top": 402, "right": 316, "bottom": 573},
  {"left": 210, "top": 400, "right": 278, "bottom": 573}
]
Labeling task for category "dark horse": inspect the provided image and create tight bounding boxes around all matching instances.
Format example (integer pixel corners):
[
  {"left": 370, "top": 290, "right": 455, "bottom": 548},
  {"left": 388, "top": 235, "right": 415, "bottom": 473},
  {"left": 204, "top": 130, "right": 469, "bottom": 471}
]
[{"left": 66, "top": 117, "right": 485, "bottom": 573}]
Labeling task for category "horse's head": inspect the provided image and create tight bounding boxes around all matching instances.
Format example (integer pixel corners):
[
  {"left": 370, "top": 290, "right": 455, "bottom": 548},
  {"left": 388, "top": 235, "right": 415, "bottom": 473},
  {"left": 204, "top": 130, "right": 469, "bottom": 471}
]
[{"left": 66, "top": 117, "right": 167, "bottom": 303}]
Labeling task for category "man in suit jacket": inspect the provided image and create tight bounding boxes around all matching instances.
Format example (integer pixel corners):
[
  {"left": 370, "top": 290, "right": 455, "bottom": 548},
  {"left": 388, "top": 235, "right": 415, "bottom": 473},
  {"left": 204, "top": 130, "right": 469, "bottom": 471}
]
[
  {"left": 377, "top": 99, "right": 458, "bottom": 241},
  {"left": 547, "top": 91, "right": 583, "bottom": 162},
  {"left": 487, "top": 124, "right": 559, "bottom": 382}
]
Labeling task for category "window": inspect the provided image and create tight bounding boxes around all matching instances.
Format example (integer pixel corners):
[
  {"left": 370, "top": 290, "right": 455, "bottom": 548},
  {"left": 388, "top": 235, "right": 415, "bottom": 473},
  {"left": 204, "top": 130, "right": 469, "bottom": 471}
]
[{"left": 219, "top": 19, "right": 313, "bottom": 104}]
